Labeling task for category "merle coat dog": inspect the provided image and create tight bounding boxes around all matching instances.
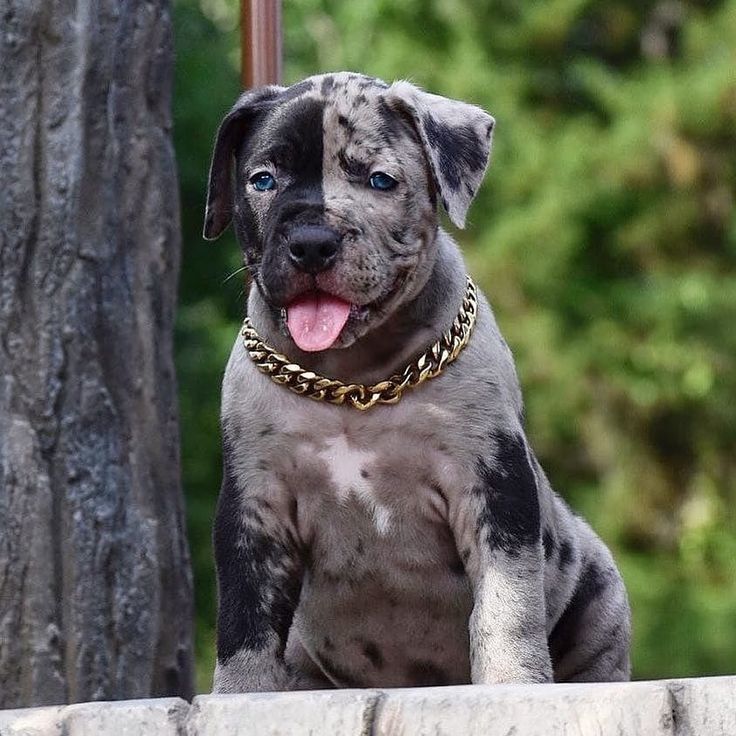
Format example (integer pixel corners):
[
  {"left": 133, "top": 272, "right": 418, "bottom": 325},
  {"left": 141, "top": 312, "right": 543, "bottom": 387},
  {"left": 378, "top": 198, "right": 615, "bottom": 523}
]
[{"left": 203, "top": 72, "right": 631, "bottom": 692}]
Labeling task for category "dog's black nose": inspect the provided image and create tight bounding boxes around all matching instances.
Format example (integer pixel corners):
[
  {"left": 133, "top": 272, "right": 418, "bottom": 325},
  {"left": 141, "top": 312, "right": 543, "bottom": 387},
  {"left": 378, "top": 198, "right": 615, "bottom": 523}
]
[{"left": 287, "top": 225, "right": 341, "bottom": 274}]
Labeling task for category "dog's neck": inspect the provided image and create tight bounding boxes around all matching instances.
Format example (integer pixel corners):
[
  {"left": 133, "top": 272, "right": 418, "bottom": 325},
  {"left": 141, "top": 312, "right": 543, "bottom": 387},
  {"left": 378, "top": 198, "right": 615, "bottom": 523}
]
[{"left": 246, "top": 231, "right": 468, "bottom": 386}]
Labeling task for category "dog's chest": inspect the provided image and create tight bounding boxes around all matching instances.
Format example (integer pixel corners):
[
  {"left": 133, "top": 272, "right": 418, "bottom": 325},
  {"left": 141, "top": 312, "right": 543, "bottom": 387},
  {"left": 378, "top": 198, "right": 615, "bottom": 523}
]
[
  {"left": 273, "top": 401, "right": 462, "bottom": 551},
  {"left": 312, "top": 433, "right": 393, "bottom": 533},
  {"left": 269, "top": 405, "right": 475, "bottom": 686}
]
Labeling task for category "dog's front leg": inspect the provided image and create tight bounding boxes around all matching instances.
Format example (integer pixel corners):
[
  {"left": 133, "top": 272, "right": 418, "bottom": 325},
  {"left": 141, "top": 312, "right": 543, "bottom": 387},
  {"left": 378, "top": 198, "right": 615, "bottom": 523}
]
[
  {"left": 454, "top": 429, "right": 553, "bottom": 684},
  {"left": 212, "top": 462, "right": 304, "bottom": 693}
]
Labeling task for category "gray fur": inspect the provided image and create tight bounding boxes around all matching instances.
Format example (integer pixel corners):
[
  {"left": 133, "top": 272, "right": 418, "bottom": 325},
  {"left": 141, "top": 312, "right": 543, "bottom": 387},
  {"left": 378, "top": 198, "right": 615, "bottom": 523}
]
[{"left": 206, "top": 72, "right": 631, "bottom": 692}]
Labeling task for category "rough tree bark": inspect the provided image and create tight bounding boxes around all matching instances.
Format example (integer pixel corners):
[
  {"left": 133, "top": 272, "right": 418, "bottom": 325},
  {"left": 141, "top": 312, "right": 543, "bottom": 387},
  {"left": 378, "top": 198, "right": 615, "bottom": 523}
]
[{"left": 0, "top": 0, "right": 194, "bottom": 707}]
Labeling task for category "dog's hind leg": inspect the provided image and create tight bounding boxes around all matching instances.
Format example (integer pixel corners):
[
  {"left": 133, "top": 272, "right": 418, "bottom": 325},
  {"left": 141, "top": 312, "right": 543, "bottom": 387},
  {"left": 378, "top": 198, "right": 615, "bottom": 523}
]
[{"left": 548, "top": 547, "right": 631, "bottom": 682}]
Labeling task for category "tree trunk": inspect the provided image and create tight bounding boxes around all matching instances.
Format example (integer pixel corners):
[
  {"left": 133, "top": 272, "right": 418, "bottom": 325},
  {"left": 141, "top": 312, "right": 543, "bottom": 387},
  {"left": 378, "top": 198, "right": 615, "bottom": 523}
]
[{"left": 0, "top": 0, "right": 194, "bottom": 707}]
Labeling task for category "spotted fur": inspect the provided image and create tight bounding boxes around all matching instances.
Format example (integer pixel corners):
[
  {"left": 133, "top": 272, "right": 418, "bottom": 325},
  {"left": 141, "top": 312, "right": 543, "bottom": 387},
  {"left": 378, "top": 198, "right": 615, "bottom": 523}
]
[{"left": 204, "top": 72, "right": 631, "bottom": 692}]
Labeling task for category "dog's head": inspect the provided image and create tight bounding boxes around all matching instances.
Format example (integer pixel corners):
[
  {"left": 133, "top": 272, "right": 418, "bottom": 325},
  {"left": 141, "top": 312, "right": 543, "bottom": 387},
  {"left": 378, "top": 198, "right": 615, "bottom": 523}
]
[{"left": 204, "top": 72, "right": 494, "bottom": 352}]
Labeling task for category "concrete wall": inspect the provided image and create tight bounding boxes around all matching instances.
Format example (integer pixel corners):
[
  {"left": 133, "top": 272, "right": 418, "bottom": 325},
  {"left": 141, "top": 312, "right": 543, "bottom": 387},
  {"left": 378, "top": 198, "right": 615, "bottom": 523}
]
[{"left": 1, "top": 677, "right": 734, "bottom": 735}]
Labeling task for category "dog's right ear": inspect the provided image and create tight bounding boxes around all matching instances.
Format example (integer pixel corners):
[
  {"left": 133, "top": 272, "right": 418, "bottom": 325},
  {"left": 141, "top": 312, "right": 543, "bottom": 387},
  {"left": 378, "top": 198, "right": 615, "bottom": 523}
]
[{"left": 203, "top": 86, "right": 285, "bottom": 241}]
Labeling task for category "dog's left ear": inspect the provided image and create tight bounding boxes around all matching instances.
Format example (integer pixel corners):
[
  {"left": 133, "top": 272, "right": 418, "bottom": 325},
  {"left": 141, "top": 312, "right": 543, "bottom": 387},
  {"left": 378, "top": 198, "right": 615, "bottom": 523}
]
[{"left": 386, "top": 81, "right": 495, "bottom": 228}]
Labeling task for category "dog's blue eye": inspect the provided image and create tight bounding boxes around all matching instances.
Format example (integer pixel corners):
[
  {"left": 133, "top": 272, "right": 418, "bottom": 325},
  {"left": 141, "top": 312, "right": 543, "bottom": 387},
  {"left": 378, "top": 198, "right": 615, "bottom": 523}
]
[
  {"left": 369, "top": 172, "right": 398, "bottom": 191},
  {"left": 250, "top": 171, "right": 276, "bottom": 192}
]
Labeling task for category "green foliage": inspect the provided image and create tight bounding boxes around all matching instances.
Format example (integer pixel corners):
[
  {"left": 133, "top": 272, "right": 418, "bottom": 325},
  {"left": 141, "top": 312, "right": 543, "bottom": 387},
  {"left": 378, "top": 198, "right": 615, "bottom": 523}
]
[{"left": 173, "top": 0, "right": 736, "bottom": 691}]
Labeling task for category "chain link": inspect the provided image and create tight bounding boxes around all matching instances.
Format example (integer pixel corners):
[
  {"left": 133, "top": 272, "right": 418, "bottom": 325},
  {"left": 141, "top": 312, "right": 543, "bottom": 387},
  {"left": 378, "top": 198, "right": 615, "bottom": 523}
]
[{"left": 241, "top": 276, "right": 478, "bottom": 411}]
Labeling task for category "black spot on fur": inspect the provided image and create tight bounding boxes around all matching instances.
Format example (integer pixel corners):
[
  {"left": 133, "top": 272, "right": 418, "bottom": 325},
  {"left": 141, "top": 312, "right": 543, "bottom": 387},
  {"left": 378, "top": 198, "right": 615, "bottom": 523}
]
[
  {"left": 360, "top": 468, "right": 370, "bottom": 479},
  {"left": 355, "top": 538, "right": 365, "bottom": 555},
  {"left": 377, "top": 98, "right": 407, "bottom": 142},
  {"left": 355, "top": 74, "right": 388, "bottom": 90},
  {"left": 449, "top": 556, "right": 465, "bottom": 576},
  {"left": 225, "top": 419, "right": 243, "bottom": 443},
  {"left": 319, "top": 566, "right": 338, "bottom": 583},
  {"left": 377, "top": 98, "right": 422, "bottom": 148},
  {"left": 558, "top": 540, "right": 574, "bottom": 569},
  {"left": 337, "top": 113, "right": 356, "bottom": 134},
  {"left": 281, "top": 79, "right": 314, "bottom": 101},
  {"left": 320, "top": 75, "right": 335, "bottom": 96},
  {"left": 472, "top": 432, "right": 540, "bottom": 557},
  {"left": 214, "top": 440, "right": 302, "bottom": 664},
  {"left": 337, "top": 149, "right": 370, "bottom": 179},
  {"left": 565, "top": 623, "right": 623, "bottom": 680},
  {"left": 543, "top": 528, "right": 556, "bottom": 561},
  {"left": 360, "top": 640, "right": 384, "bottom": 669},
  {"left": 422, "top": 113, "right": 486, "bottom": 192},
  {"left": 407, "top": 660, "right": 451, "bottom": 686},
  {"left": 362, "top": 74, "right": 387, "bottom": 88},
  {"left": 548, "top": 560, "right": 610, "bottom": 671},
  {"left": 258, "top": 425, "right": 275, "bottom": 437},
  {"left": 288, "top": 495, "right": 297, "bottom": 523},
  {"left": 353, "top": 93, "right": 368, "bottom": 106},
  {"left": 461, "top": 547, "right": 471, "bottom": 564}
]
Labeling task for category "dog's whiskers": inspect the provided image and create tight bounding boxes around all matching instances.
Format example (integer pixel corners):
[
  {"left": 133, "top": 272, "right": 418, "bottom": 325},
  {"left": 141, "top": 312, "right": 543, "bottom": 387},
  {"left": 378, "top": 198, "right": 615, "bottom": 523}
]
[{"left": 223, "top": 266, "right": 250, "bottom": 285}]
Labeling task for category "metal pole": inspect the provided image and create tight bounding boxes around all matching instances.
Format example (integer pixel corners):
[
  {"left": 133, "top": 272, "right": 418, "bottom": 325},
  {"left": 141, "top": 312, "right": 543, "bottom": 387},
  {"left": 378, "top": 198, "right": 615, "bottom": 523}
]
[{"left": 241, "top": 0, "right": 283, "bottom": 88}]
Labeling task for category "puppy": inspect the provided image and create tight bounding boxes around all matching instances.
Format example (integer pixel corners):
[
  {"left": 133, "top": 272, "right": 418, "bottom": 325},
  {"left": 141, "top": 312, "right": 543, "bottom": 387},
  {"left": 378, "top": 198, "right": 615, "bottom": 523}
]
[{"left": 203, "top": 72, "right": 631, "bottom": 692}]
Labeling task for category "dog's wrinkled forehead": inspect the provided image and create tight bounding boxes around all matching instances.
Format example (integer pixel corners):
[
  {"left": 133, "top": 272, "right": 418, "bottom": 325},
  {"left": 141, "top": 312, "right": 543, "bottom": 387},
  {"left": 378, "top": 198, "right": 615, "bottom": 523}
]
[
  {"left": 203, "top": 72, "right": 494, "bottom": 239},
  {"left": 261, "top": 73, "right": 403, "bottom": 159},
  {"left": 252, "top": 73, "right": 402, "bottom": 172}
]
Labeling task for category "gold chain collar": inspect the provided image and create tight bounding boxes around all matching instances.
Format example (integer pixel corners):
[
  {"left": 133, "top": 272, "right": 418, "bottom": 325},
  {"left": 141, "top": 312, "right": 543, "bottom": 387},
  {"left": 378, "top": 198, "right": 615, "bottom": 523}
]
[{"left": 241, "top": 276, "right": 478, "bottom": 411}]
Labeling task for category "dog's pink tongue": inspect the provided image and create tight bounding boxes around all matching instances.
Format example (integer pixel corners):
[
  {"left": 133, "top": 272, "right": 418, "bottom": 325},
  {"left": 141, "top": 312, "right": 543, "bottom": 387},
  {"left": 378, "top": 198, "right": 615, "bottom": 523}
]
[{"left": 286, "top": 292, "right": 352, "bottom": 352}]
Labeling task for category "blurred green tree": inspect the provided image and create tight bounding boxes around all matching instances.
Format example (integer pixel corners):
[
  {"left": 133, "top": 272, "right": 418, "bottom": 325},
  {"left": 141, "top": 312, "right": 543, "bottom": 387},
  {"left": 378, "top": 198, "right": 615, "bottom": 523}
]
[{"left": 173, "top": 0, "right": 736, "bottom": 690}]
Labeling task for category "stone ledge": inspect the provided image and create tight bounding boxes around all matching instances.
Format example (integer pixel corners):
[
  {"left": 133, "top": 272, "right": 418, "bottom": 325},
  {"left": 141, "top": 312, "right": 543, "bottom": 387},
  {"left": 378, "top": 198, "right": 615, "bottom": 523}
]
[
  {"left": 1, "top": 677, "right": 734, "bottom": 736},
  {"left": 0, "top": 698, "right": 188, "bottom": 736}
]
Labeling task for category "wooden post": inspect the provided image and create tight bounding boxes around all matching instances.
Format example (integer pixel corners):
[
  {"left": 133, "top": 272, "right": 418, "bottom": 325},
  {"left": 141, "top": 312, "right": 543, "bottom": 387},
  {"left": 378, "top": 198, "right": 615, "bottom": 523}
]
[{"left": 241, "top": 0, "right": 283, "bottom": 88}]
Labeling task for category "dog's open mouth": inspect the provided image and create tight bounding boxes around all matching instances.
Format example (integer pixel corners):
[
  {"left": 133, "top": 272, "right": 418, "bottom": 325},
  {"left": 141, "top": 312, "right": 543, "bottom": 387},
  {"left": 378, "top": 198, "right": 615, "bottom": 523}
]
[
  {"left": 286, "top": 291, "right": 352, "bottom": 352},
  {"left": 284, "top": 272, "right": 407, "bottom": 352}
]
